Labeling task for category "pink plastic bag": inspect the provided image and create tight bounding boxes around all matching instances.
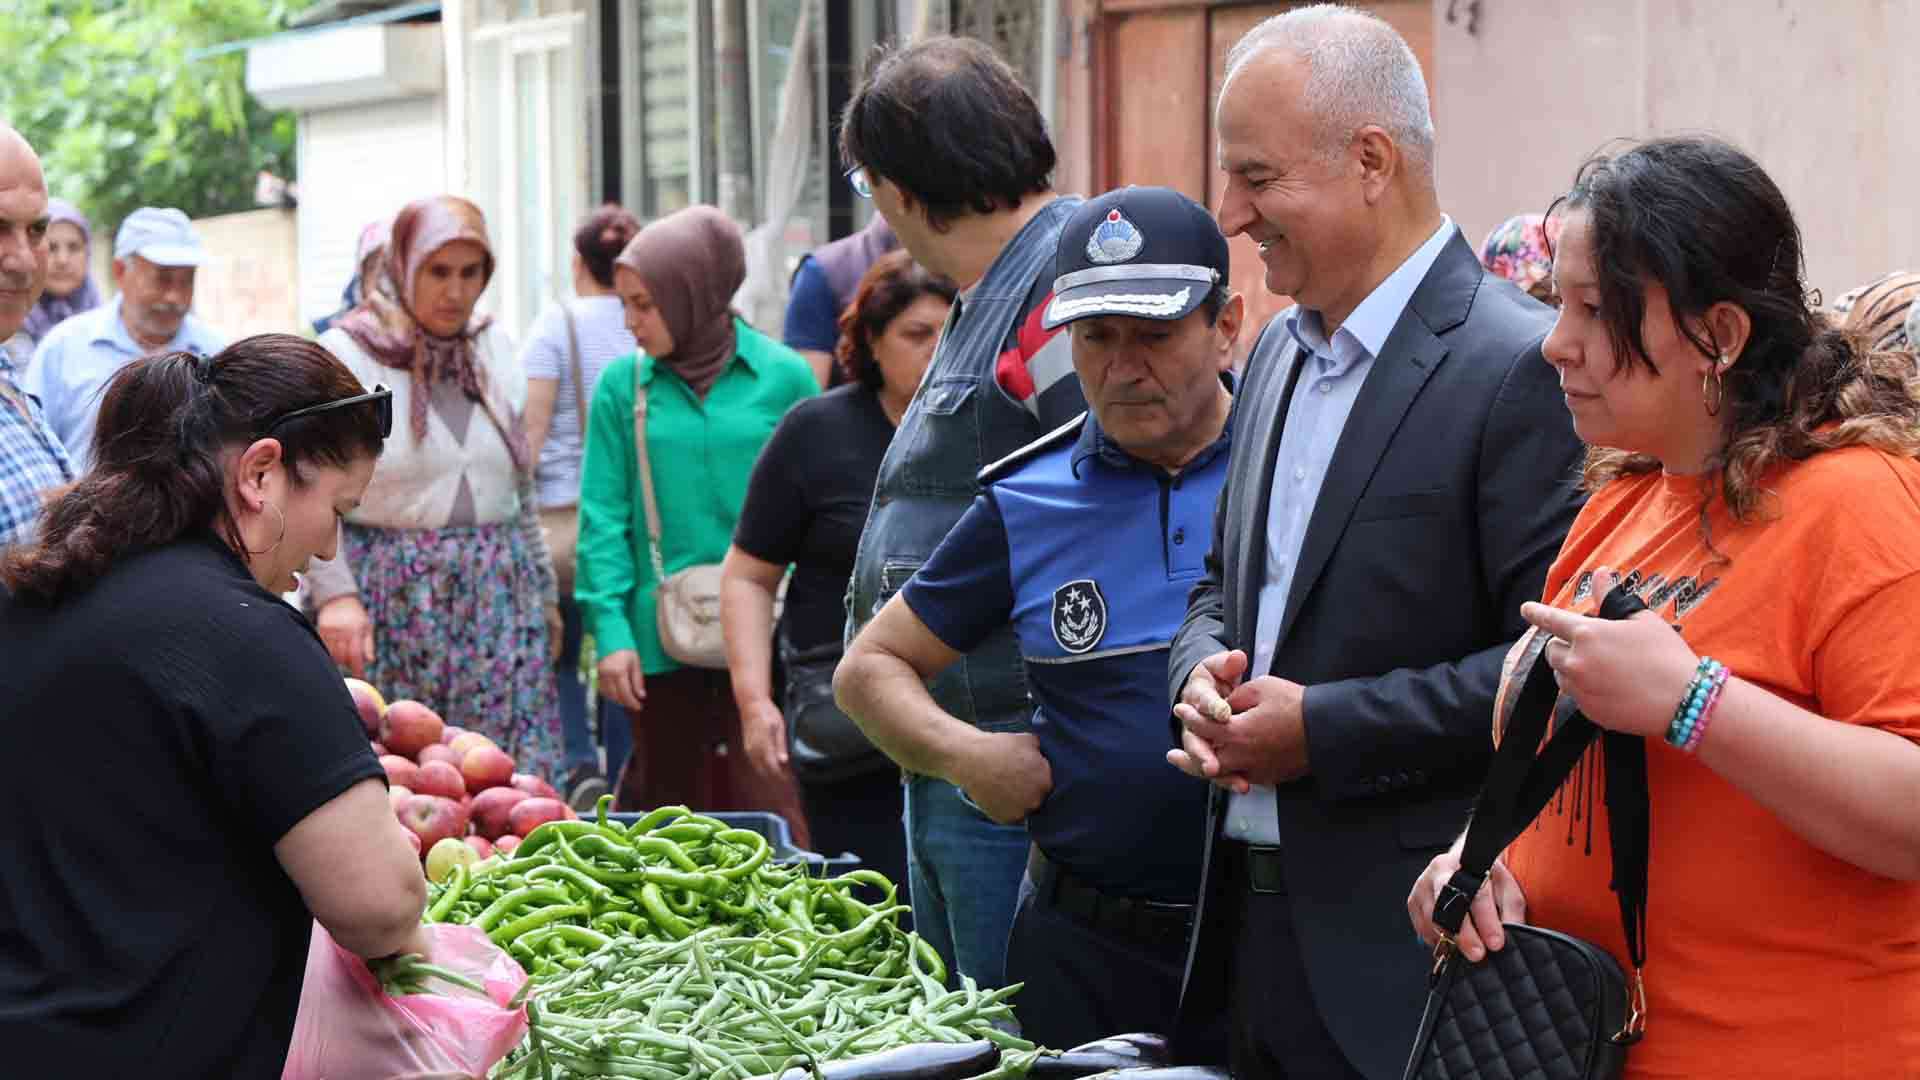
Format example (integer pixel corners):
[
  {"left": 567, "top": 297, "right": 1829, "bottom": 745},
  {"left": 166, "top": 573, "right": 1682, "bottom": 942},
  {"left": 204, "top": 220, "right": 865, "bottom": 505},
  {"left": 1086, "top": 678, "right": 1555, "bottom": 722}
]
[{"left": 282, "top": 921, "right": 529, "bottom": 1080}]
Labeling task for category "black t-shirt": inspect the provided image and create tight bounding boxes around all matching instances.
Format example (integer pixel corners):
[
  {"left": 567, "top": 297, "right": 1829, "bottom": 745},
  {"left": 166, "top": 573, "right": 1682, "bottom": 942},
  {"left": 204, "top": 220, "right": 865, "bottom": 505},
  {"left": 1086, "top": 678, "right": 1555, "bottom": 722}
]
[
  {"left": 0, "top": 533, "right": 385, "bottom": 1077},
  {"left": 734, "top": 384, "right": 897, "bottom": 651}
]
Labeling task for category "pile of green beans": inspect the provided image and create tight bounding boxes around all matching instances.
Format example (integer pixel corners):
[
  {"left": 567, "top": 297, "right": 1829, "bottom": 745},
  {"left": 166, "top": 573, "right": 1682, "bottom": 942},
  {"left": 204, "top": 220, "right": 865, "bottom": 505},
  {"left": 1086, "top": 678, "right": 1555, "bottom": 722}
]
[
  {"left": 495, "top": 928, "right": 1039, "bottom": 1080},
  {"left": 426, "top": 799, "right": 908, "bottom": 975},
  {"left": 424, "top": 799, "right": 1040, "bottom": 1079}
]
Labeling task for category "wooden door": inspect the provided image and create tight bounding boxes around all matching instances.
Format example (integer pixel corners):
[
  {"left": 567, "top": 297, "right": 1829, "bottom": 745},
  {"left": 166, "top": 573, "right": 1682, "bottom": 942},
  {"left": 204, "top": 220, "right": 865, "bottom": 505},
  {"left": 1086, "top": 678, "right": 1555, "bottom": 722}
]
[{"left": 1096, "top": 1, "right": 1434, "bottom": 360}]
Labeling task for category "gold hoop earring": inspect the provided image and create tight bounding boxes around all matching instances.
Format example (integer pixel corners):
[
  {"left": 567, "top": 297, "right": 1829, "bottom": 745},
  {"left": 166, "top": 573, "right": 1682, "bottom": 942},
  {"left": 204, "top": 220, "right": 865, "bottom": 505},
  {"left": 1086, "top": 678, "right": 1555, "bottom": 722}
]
[
  {"left": 245, "top": 502, "right": 286, "bottom": 556},
  {"left": 1702, "top": 360, "right": 1726, "bottom": 417}
]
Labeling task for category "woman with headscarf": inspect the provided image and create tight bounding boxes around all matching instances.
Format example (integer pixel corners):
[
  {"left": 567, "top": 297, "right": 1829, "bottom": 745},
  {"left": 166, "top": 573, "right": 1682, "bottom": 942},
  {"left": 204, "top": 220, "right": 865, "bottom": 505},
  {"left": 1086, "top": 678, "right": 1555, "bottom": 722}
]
[
  {"left": 5, "top": 199, "right": 102, "bottom": 372},
  {"left": 1833, "top": 271, "right": 1920, "bottom": 356},
  {"left": 1478, "top": 212, "right": 1560, "bottom": 306},
  {"left": 305, "top": 195, "right": 564, "bottom": 783},
  {"left": 311, "top": 218, "right": 392, "bottom": 337},
  {"left": 575, "top": 206, "right": 817, "bottom": 830}
]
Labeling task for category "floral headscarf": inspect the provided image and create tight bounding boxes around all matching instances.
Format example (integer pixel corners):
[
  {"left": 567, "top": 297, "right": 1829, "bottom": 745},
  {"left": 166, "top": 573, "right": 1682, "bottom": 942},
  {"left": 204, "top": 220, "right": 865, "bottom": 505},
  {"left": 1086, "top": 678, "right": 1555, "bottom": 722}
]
[
  {"left": 1479, "top": 213, "right": 1559, "bottom": 302},
  {"left": 338, "top": 195, "right": 525, "bottom": 470}
]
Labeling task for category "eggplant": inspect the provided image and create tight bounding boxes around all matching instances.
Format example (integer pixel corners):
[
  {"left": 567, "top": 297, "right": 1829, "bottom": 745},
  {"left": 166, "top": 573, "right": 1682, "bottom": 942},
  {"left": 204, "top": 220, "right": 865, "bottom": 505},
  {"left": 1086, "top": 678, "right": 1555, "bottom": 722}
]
[
  {"left": 1076, "top": 1069, "right": 1231, "bottom": 1080},
  {"left": 1063, "top": 1033, "right": 1172, "bottom": 1065},
  {"left": 1030, "top": 1050, "right": 1157, "bottom": 1078},
  {"left": 770, "top": 1040, "right": 1000, "bottom": 1080}
]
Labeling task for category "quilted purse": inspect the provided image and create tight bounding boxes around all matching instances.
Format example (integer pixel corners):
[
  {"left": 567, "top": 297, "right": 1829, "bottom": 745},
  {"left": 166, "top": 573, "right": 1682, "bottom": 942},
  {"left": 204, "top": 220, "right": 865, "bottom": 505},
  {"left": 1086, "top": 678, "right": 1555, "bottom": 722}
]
[{"left": 1402, "top": 584, "right": 1651, "bottom": 1080}]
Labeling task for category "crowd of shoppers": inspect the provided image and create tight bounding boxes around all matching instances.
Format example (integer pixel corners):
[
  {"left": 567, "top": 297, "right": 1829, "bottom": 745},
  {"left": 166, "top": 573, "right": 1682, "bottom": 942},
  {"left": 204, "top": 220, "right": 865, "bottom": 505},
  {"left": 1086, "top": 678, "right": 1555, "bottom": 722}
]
[{"left": 3, "top": 4, "right": 1920, "bottom": 1075}]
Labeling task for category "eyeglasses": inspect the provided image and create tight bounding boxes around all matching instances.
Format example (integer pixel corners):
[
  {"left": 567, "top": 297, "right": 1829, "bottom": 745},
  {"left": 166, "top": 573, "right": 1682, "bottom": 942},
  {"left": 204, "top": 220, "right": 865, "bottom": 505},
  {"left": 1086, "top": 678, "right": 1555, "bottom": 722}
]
[
  {"left": 846, "top": 167, "right": 873, "bottom": 200},
  {"left": 266, "top": 385, "right": 394, "bottom": 440}
]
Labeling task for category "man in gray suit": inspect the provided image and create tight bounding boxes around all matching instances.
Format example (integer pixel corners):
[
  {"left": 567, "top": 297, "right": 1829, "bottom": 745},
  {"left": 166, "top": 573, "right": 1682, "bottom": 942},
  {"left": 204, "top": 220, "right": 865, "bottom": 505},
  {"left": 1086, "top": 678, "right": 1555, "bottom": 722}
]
[{"left": 1165, "top": 7, "right": 1585, "bottom": 1079}]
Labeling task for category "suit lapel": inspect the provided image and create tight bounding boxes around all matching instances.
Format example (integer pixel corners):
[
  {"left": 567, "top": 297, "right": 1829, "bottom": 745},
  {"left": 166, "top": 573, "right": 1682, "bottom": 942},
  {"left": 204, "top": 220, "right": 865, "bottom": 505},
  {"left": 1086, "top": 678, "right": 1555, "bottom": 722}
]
[
  {"left": 1232, "top": 330, "right": 1305, "bottom": 645},
  {"left": 1274, "top": 302, "right": 1448, "bottom": 653}
]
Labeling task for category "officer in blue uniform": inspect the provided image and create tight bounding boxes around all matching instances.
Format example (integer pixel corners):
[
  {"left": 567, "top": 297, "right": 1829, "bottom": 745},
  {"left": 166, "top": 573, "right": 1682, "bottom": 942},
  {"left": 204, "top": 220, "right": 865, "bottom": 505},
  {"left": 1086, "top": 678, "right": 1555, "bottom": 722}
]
[{"left": 835, "top": 187, "right": 1243, "bottom": 1050}]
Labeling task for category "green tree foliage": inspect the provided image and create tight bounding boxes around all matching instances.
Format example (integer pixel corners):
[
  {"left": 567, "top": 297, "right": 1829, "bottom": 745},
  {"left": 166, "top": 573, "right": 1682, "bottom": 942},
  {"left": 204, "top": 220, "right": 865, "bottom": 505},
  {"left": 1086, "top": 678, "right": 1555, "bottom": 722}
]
[{"left": 0, "top": 0, "right": 313, "bottom": 234}]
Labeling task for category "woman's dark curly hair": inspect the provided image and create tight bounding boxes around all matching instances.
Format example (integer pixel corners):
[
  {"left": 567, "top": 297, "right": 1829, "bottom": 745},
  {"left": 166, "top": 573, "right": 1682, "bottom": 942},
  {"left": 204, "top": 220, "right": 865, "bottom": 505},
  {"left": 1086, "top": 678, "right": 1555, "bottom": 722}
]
[
  {"left": 1548, "top": 135, "right": 1920, "bottom": 530},
  {"left": 834, "top": 250, "right": 956, "bottom": 391}
]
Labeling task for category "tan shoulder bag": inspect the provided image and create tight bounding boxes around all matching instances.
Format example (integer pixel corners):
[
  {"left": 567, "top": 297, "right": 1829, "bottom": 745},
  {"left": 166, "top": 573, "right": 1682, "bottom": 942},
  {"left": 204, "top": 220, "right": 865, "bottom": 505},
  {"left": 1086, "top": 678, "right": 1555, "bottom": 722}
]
[{"left": 633, "top": 372, "right": 784, "bottom": 668}]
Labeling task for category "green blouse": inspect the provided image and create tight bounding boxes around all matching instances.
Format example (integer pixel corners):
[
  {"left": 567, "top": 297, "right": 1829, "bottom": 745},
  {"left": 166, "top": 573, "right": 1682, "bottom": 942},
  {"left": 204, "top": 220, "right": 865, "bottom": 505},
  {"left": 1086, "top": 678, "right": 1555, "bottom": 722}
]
[{"left": 575, "top": 319, "right": 818, "bottom": 673}]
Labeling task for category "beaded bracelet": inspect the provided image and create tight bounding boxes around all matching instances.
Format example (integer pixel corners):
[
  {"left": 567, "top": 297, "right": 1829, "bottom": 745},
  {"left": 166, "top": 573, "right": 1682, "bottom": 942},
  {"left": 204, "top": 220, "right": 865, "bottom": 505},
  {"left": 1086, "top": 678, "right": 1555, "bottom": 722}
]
[
  {"left": 1665, "top": 657, "right": 1728, "bottom": 749},
  {"left": 1682, "top": 665, "right": 1731, "bottom": 753}
]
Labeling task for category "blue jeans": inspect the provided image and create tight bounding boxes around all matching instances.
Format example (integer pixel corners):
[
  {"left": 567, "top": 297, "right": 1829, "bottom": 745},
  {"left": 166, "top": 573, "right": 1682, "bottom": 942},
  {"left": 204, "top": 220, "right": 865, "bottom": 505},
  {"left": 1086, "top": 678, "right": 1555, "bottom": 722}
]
[
  {"left": 556, "top": 597, "right": 597, "bottom": 775},
  {"left": 904, "top": 774, "right": 1028, "bottom": 990}
]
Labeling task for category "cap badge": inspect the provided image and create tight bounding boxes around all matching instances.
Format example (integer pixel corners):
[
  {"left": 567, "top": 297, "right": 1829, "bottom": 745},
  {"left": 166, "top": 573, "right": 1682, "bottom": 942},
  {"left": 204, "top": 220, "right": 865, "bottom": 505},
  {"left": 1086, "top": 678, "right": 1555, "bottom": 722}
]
[{"left": 1085, "top": 209, "right": 1144, "bottom": 265}]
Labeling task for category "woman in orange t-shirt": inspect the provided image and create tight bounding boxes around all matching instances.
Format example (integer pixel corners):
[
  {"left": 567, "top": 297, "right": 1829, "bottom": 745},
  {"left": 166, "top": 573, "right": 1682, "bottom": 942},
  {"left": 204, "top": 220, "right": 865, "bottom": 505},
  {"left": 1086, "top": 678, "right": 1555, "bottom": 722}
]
[{"left": 1409, "top": 135, "right": 1920, "bottom": 1077}]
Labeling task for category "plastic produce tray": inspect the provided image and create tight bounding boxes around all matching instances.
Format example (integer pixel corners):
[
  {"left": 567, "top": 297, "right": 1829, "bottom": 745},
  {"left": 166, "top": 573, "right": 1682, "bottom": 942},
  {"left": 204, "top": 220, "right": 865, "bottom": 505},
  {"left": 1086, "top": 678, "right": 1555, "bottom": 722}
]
[{"left": 608, "top": 810, "right": 859, "bottom": 877}]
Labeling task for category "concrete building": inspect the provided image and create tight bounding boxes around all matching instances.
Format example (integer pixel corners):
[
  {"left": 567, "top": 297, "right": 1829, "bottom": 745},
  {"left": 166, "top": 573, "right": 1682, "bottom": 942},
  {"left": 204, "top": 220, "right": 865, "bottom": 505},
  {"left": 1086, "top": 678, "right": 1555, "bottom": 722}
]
[{"left": 241, "top": 0, "right": 1916, "bottom": 350}]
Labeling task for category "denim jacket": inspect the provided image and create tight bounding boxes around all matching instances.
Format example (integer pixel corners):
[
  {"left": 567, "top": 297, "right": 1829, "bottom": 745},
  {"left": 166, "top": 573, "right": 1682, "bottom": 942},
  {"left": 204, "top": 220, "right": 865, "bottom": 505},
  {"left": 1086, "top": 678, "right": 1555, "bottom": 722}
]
[{"left": 846, "top": 196, "right": 1084, "bottom": 733}]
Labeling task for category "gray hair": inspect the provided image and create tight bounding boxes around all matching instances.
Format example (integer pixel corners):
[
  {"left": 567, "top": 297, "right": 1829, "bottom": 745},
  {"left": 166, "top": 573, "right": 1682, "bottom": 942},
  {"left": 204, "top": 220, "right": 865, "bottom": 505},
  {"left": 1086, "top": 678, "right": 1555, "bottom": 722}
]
[{"left": 1222, "top": 4, "right": 1436, "bottom": 179}]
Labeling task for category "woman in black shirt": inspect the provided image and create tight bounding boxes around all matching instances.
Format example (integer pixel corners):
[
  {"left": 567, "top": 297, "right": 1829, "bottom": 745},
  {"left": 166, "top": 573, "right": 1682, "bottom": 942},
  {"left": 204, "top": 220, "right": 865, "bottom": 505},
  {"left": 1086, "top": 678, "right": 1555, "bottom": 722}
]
[
  {"left": 721, "top": 251, "right": 953, "bottom": 890},
  {"left": 0, "top": 335, "right": 428, "bottom": 1077}
]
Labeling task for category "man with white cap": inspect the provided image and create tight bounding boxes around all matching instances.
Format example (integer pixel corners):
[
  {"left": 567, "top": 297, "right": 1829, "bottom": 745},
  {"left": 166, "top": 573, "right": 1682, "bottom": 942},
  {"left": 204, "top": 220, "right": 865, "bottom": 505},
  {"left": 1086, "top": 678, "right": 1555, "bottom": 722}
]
[
  {"left": 838, "top": 186, "right": 1241, "bottom": 1052},
  {"left": 26, "top": 206, "right": 225, "bottom": 470}
]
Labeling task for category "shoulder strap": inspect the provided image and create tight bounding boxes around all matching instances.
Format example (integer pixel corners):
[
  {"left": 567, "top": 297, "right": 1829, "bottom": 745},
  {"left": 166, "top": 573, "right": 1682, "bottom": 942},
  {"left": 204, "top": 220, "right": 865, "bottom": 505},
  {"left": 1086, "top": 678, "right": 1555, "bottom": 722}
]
[
  {"left": 976, "top": 411, "right": 1086, "bottom": 486},
  {"left": 1433, "top": 583, "right": 1650, "bottom": 977},
  {"left": 561, "top": 302, "right": 589, "bottom": 433},
  {"left": 632, "top": 365, "right": 667, "bottom": 581}
]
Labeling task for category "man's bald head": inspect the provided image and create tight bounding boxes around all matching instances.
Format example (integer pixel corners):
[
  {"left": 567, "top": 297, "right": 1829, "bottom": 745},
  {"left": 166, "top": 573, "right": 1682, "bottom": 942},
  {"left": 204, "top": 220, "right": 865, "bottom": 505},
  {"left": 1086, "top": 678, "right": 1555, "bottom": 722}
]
[{"left": 0, "top": 124, "right": 50, "bottom": 342}]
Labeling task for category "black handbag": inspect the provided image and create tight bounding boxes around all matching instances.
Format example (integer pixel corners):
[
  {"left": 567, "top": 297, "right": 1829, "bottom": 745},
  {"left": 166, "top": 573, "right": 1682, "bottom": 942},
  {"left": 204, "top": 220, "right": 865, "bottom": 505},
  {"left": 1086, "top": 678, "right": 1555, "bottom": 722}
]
[
  {"left": 1402, "top": 584, "right": 1651, "bottom": 1080},
  {"left": 778, "top": 624, "right": 891, "bottom": 784}
]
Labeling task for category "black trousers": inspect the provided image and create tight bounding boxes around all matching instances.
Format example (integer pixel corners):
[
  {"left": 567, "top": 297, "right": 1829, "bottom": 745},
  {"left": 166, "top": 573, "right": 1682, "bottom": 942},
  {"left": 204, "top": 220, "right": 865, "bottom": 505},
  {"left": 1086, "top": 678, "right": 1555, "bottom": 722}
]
[
  {"left": 1221, "top": 842, "right": 1367, "bottom": 1080},
  {"left": 1004, "top": 870, "right": 1221, "bottom": 1054}
]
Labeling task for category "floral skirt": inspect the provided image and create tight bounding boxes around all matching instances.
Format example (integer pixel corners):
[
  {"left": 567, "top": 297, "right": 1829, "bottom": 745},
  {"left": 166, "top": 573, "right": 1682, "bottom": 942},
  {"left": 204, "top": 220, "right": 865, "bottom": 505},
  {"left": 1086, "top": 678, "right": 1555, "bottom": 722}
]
[{"left": 344, "top": 521, "right": 563, "bottom": 784}]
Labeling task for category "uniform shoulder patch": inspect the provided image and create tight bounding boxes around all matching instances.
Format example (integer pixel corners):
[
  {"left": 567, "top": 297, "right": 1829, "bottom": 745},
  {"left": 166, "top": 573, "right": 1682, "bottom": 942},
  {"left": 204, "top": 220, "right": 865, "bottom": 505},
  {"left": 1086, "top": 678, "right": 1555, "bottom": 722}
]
[{"left": 976, "top": 411, "right": 1087, "bottom": 487}]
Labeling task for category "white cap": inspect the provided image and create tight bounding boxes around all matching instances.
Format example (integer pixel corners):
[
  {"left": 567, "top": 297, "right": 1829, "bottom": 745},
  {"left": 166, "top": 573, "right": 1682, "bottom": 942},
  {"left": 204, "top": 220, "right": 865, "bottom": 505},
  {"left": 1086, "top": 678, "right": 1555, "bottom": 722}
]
[{"left": 114, "top": 207, "right": 206, "bottom": 267}]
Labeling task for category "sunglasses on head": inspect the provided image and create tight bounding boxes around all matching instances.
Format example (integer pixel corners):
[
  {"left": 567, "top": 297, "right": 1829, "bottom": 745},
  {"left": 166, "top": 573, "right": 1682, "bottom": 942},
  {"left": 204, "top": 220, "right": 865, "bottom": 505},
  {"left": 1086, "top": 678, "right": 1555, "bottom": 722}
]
[{"left": 265, "top": 385, "right": 394, "bottom": 440}]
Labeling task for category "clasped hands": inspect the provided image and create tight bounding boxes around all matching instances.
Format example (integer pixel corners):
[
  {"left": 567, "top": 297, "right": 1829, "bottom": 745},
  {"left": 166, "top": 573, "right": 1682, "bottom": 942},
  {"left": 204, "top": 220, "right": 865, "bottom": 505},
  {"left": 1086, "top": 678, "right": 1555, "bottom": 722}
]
[{"left": 1167, "top": 648, "right": 1310, "bottom": 791}]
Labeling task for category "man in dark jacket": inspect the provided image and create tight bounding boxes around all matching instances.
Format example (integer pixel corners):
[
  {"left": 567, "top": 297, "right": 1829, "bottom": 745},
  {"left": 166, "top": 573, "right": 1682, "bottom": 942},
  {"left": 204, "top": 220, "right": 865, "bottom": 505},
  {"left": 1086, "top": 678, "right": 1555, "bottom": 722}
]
[{"left": 1166, "top": 7, "right": 1585, "bottom": 1079}]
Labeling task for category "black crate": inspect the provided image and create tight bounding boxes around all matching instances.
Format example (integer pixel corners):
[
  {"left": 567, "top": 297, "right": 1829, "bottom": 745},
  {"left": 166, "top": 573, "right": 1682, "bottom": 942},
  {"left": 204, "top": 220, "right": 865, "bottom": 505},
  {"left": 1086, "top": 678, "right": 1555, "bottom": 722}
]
[{"left": 608, "top": 810, "right": 860, "bottom": 877}]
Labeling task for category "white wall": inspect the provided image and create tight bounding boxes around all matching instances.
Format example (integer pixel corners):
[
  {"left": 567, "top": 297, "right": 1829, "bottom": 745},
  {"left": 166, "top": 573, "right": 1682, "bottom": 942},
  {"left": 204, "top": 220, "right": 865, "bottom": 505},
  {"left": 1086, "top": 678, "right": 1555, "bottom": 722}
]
[
  {"left": 294, "top": 94, "right": 450, "bottom": 326},
  {"left": 1432, "top": 0, "right": 1920, "bottom": 302}
]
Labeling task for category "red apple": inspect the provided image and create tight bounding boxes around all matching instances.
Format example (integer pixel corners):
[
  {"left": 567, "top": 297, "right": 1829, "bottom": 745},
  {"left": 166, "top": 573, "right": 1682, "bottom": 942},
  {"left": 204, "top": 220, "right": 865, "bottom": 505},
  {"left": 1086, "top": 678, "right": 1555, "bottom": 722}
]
[
  {"left": 508, "top": 797, "right": 569, "bottom": 838},
  {"left": 397, "top": 794, "right": 468, "bottom": 853},
  {"left": 388, "top": 784, "right": 414, "bottom": 814},
  {"left": 417, "top": 743, "right": 463, "bottom": 770},
  {"left": 370, "top": 741, "right": 388, "bottom": 756},
  {"left": 382, "top": 700, "right": 444, "bottom": 759},
  {"left": 461, "top": 746, "right": 516, "bottom": 793},
  {"left": 439, "top": 724, "right": 468, "bottom": 746},
  {"left": 379, "top": 755, "right": 419, "bottom": 790},
  {"left": 509, "top": 773, "right": 561, "bottom": 801},
  {"left": 412, "top": 760, "right": 467, "bottom": 800},
  {"left": 469, "top": 787, "right": 529, "bottom": 840},
  {"left": 494, "top": 834, "right": 522, "bottom": 854},
  {"left": 345, "top": 678, "right": 387, "bottom": 737},
  {"left": 463, "top": 835, "right": 495, "bottom": 860},
  {"left": 447, "top": 731, "right": 496, "bottom": 760}
]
